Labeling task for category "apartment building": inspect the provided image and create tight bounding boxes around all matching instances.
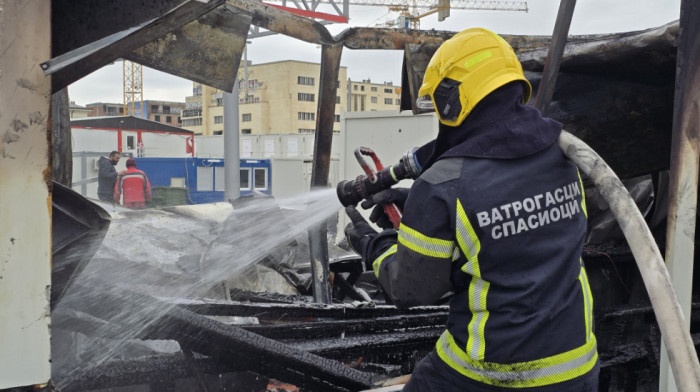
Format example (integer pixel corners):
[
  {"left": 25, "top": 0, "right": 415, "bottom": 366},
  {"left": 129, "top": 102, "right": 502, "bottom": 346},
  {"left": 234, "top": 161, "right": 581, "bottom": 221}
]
[
  {"left": 86, "top": 102, "right": 125, "bottom": 117},
  {"left": 182, "top": 60, "right": 355, "bottom": 136},
  {"left": 69, "top": 101, "right": 90, "bottom": 119},
  {"left": 85, "top": 100, "right": 185, "bottom": 127},
  {"left": 143, "top": 100, "right": 185, "bottom": 127},
  {"left": 347, "top": 79, "right": 402, "bottom": 112}
]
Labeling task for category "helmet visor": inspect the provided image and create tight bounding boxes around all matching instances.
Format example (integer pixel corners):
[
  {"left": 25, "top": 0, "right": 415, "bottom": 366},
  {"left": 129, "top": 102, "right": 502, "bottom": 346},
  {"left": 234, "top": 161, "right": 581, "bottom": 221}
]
[{"left": 415, "top": 95, "right": 435, "bottom": 111}]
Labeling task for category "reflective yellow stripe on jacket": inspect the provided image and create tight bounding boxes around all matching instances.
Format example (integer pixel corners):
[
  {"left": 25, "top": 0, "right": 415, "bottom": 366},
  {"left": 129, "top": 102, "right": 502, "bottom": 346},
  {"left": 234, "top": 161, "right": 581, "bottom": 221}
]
[
  {"left": 373, "top": 244, "right": 397, "bottom": 277},
  {"left": 456, "top": 199, "right": 489, "bottom": 360},
  {"left": 579, "top": 260, "right": 595, "bottom": 342},
  {"left": 398, "top": 223, "right": 454, "bottom": 258},
  {"left": 373, "top": 224, "right": 455, "bottom": 278},
  {"left": 436, "top": 330, "right": 598, "bottom": 388}
]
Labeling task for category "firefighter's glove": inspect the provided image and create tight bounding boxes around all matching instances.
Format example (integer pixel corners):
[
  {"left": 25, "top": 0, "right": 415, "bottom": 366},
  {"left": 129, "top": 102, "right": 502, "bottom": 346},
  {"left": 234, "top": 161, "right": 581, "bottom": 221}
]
[
  {"left": 360, "top": 188, "right": 410, "bottom": 230},
  {"left": 344, "top": 205, "right": 378, "bottom": 262}
]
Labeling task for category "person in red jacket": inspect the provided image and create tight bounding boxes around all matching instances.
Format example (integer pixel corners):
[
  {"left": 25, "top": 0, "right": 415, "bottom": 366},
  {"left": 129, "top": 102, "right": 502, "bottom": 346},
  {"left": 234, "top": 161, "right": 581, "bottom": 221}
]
[{"left": 114, "top": 158, "right": 152, "bottom": 209}]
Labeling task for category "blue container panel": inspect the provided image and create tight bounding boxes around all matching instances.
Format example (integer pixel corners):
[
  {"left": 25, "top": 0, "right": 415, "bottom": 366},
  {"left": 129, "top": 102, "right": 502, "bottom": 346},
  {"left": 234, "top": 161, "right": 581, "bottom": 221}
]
[{"left": 134, "top": 157, "right": 271, "bottom": 204}]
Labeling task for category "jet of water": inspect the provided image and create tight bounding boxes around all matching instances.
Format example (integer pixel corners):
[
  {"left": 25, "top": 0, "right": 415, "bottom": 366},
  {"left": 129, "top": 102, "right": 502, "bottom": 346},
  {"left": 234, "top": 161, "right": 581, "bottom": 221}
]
[{"left": 52, "top": 188, "right": 343, "bottom": 389}]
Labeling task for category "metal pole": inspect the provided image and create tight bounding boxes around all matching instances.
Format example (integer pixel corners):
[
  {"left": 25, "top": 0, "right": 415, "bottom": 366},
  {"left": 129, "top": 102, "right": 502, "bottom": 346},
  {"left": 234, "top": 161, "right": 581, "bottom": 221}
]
[
  {"left": 533, "top": 0, "right": 576, "bottom": 116},
  {"left": 81, "top": 152, "right": 88, "bottom": 196},
  {"left": 224, "top": 80, "right": 241, "bottom": 202},
  {"left": 660, "top": 0, "right": 700, "bottom": 391},
  {"left": 244, "top": 42, "right": 249, "bottom": 103},
  {"left": 308, "top": 44, "right": 343, "bottom": 304}
]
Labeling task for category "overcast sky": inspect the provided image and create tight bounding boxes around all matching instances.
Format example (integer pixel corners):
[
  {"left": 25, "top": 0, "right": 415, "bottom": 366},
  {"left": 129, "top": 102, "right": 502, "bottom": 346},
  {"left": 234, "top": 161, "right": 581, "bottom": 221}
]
[{"left": 67, "top": 0, "right": 681, "bottom": 106}]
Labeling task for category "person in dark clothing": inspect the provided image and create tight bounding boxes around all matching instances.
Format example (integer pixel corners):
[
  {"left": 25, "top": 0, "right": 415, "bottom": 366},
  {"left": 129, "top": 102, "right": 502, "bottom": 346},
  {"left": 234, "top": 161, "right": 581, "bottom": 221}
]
[
  {"left": 97, "top": 151, "right": 124, "bottom": 202},
  {"left": 344, "top": 28, "right": 598, "bottom": 391}
]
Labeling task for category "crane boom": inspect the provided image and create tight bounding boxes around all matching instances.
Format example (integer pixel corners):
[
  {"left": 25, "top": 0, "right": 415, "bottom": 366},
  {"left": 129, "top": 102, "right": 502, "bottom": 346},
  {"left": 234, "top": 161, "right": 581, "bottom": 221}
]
[{"left": 347, "top": 0, "right": 527, "bottom": 12}]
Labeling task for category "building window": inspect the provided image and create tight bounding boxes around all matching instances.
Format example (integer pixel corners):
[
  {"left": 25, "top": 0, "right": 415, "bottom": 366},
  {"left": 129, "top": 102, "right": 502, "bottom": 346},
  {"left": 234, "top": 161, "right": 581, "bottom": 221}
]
[
  {"left": 298, "top": 128, "right": 315, "bottom": 133},
  {"left": 151, "top": 105, "right": 159, "bottom": 112},
  {"left": 166, "top": 116, "right": 172, "bottom": 123},
  {"left": 361, "top": 86, "right": 365, "bottom": 91},
  {"left": 361, "top": 96, "right": 365, "bottom": 111},
  {"left": 241, "top": 129, "right": 252, "bottom": 134},
  {"left": 163, "top": 106, "right": 170, "bottom": 114},
  {"left": 178, "top": 117, "right": 181, "bottom": 123},
  {"left": 214, "top": 130, "right": 223, "bottom": 135},
  {"left": 183, "top": 109, "right": 202, "bottom": 117},
  {"left": 334, "top": 115, "right": 340, "bottom": 122},
  {"left": 254, "top": 168, "right": 267, "bottom": 189},
  {"left": 216, "top": 98, "right": 223, "bottom": 106},
  {"left": 396, "top": 98, "right": 401, "bottom": 105},
  {"left": 297, "top": 76, "right": 314, "bottom": 86},
  {"left": 242, "top": 113, "right": 252, "bottom": 122},
  {"left": 384, "top": 88, "right": 392, "bottom": 93},
  {"left": 384, "top": 98, "right": 393, "bottom": 104},
  {"left": 336, "top": 96, "right": 340, "bottom": 104},
  {"left": 353, "top": 85, "right": 358, "bottom": 91},
  {"left": 182, "top": 118, "right": 203, "bottom": 126},
  {"left": 214, "top": 115, "right": 223, "bottom": 124},
  {"left": 240, "top": 168, "right": 250, "bottom": 189},
  {"left": 119, "top": 107, "right": 124, "bottom": 114},
  {"left": 371, "top": 97, "right": 378, "bottom": 103},
  {"left": 298, "top": 112, "right": 315, "bottom": 121},
  {"left": 371, "top": 87, "right": 377, "bottom": 92},
  {"left": 155, "top": 115, "right": 161, "bottom": 122},
  {"left": 127, "top": 135, "right": 135, "bottom": 149},
  {"left": 193, "top": 85, "right": 202, "bottom": 96},
  {"left": 298, "top": 93, "right": 315, "bottom": 102}
]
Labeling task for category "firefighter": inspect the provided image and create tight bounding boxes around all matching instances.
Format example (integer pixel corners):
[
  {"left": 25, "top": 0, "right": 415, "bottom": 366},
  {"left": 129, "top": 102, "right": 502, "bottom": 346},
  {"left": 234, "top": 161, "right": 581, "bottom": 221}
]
[
  {"left": 344, "top": 27, "right": 598, "bottom": 391},
  {"left": 114, "top": 158, "right": 152, "bottom": 209}
]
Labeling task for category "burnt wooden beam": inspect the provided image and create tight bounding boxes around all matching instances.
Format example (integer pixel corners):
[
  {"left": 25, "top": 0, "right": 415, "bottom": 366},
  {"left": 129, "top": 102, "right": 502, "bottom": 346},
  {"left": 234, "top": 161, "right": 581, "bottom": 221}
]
[
  {"left": 224, "top": 0, "right": 335, "bottom": 45},
  {"left": 157, "top": 298, "right": 376, "bottom": 391},
  {"left": 337, "top": 28, "right": 453, "bottom": 50},
  {"left": 240, "top": 313, "right": 448, "bottom": 340},
  {"left": 534, "top": 0, "right": 576, "bottom": 115},
  {"left": 288, "top": 328, "right": 443, "bottom": 362},
  {"left": 42, "top": 0, "right": 225, "bottom": 92},
  {"left": 307, "top": 44, "right": 343, "bottom": 304},
  {"left": 50, "top": 89, "right": 72, "bottom": 186},
  {"left": 171, "top": 298, "right": 447, "bottom": 319}
]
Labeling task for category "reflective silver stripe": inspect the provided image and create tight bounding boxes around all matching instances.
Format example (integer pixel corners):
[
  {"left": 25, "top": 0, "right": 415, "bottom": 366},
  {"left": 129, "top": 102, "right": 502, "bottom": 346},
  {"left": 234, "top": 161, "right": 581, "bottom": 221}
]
[
  {"left": 398, "top": 223, "right": 454, "bottom": 258},
  {"left": 467, "top": 278, "right": 489, "bottom": 359},
  {"left": 437, "top": 330, "right": 598, "bottom": 386}
]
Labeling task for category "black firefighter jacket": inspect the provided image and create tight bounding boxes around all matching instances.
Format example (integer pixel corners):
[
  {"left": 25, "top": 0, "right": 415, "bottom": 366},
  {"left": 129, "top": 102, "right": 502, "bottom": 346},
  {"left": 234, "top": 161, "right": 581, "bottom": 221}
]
[{"left": 369, "top": 83, "right": 598, "bottom": 390}]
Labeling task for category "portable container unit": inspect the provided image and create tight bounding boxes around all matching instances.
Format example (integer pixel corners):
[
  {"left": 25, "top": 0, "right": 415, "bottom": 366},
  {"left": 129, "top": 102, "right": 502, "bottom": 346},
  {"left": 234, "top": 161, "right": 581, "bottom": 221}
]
[
  {"left": 134, "top": 157, "right": 271, "bottom": 204},
  {"left": 196, "top": 133, "right": 342, "bottom": 160},
  {"left": 70, "top": 116, "right": 194, "bottom": 199}
]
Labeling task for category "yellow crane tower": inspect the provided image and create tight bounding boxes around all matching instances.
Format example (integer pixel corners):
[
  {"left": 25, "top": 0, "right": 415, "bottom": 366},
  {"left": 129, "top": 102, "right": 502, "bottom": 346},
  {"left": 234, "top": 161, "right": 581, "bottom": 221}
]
[
  {"left": 123, "top": 60, "right": 143, "bottom": 118},
  {"left": 351, "top": 0, "right": 528, "bottom": 29}
]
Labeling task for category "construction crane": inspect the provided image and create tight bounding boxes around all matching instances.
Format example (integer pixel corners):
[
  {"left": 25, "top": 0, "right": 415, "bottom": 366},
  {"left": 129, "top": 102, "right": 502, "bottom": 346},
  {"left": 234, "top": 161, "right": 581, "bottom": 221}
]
[
  {"left": 349, "top": 0, "right": 528, "bottom": 29},
  {"left": 123, "top": 60, "right": 143, "bottom": 118},
  {"left": 254, "top": 1, "right": 526, "bottom": 36}
]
